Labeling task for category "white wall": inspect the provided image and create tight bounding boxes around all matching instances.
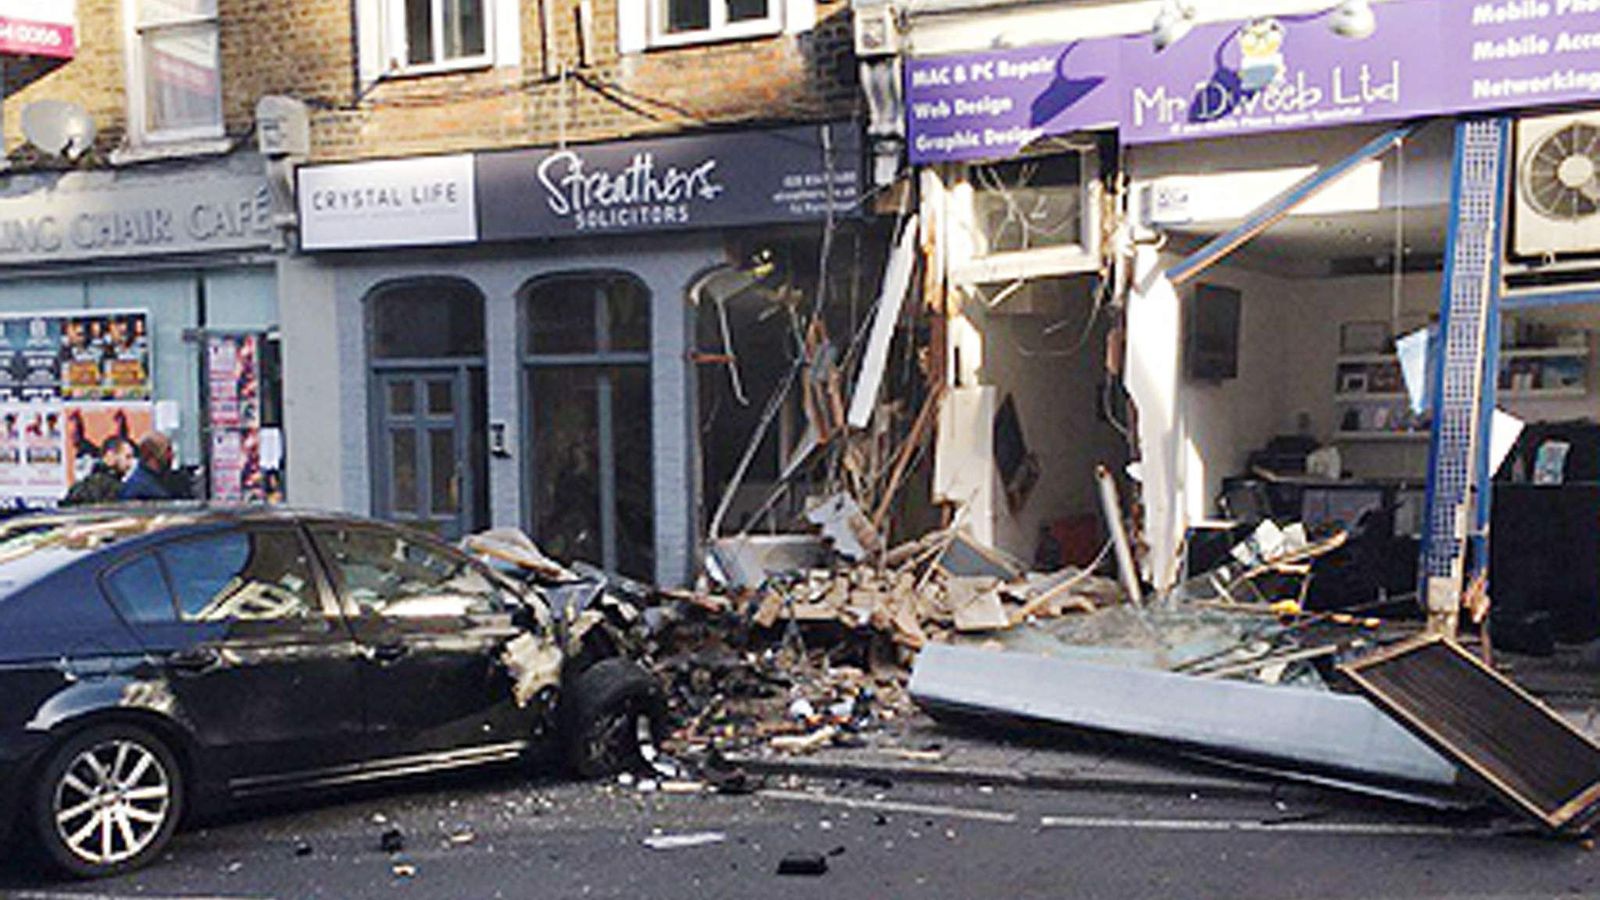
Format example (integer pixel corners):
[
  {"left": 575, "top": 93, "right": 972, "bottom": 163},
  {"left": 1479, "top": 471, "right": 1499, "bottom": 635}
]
[
  {"left": 1174, "top": 262, "right": 1295, "bottom": 521},
  {"left": 967, "top": 278, "right": 1128, "bottom": 561}
]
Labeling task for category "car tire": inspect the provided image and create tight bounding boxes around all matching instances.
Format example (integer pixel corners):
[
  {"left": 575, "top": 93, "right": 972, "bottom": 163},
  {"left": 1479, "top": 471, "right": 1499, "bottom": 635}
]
[
  {"left": 30, "top": 723, "right": 184, "bottom": 879},
  {"left": 562, "top": 659, "right": 668, "bottom": 779}
]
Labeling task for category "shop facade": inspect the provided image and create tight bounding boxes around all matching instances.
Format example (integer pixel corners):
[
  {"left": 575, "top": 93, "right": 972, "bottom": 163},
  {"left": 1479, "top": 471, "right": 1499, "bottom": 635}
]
[
  {"left": 0, "top": 151, "right": 283, "bottom": 509},
  {"left": 866, "top": 0, "right": 1600, "bottom": 626},
  {"left": 286, "top": 123, "right": 863, "bottom": 587}
]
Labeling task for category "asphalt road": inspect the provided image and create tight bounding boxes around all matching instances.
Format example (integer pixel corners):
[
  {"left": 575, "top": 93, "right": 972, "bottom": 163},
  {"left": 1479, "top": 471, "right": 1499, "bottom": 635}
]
[{"left": 2, "top": 766, "right": 1596, "bottom": 899}]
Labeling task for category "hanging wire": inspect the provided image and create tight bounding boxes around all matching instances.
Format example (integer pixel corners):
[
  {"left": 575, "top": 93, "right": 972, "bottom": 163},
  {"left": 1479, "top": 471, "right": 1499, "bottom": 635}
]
[{"left": 1390, "top": 134, "right": 1406, "bottom": 336}]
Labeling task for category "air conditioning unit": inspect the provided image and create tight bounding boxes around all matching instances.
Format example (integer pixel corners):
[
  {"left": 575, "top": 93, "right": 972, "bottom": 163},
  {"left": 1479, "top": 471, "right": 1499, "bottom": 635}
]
[{"left": 1513, "top": 113, "right": 1600, "bottom": 258}]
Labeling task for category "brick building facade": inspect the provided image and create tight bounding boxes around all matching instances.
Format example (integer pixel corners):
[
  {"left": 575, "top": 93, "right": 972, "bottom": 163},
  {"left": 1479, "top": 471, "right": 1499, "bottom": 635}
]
[
  {"left": 4, "top": 0, "right": 858, "bottom": 163},
  {"left": 0, "top": 0, "right": 879, "bottom": 587}
]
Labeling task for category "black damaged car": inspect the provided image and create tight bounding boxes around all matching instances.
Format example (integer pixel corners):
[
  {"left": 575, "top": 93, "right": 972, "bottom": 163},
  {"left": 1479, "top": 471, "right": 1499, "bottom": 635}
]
[{"left": 0, "top": 508, "right": 666, "bottom": 878}]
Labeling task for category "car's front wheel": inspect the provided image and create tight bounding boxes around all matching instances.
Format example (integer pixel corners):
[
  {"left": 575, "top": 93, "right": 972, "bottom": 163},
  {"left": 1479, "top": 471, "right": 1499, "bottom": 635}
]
[
  {"left": 562, "top": 659, "right": 668, "bottom": 778},
  {"left": 31, "top": 723, "right": 184, "bottom": 879}
]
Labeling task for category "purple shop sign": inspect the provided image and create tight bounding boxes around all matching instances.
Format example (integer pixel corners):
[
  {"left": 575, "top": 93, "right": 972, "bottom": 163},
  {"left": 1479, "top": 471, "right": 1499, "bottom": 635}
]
[
  {"left": 907, "top": 41, "right": 1122, "bottom": 164},
  {"left": 906, "top": 0, "right": 1600, "bottom": 164}
]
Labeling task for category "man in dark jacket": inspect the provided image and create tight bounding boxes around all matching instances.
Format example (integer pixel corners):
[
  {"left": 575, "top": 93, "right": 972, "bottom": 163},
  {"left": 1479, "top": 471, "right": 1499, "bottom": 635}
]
[
  {"left": 119, "top": 432, "right": 178, "bottom": 501},
  {"left": 62, "top": 437, "right": 135, "bottom": 506}
]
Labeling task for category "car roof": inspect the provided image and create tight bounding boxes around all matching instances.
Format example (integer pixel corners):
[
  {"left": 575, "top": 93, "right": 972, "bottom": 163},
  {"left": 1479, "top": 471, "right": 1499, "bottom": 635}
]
[
  {"left": 0, "top": 504, "right": 385, "bottom": 537},
  {"left": 0, "top": 506, "right": 420, "bottom": 596}
]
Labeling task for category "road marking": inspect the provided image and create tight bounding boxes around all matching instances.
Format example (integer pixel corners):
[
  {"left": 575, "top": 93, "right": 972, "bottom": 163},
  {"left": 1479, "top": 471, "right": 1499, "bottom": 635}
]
[
  {"left": 760, "top": 788, "right": 1019, "bottom": 824},
  {"left": 1037, "top": 815, "right": 1497, "bottom": 837},
  {"left": 760, "top": 789, "right": 1496, "bottom": 838}
]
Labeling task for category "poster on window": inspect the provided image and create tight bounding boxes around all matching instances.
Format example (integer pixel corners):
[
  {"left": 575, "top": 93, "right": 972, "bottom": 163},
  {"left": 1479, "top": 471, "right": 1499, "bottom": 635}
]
[
  {"left": 0, "top": 315, "right": 64, "bottom": 403},
  {"left": 64, "top": 403, "right": 155, "bottom": 485},
  {"left": 59, "top": 311, "right": 151, "bottom": 402},
  {"left": 206, "top": 335, "right": 259, "bottom": 430},
  {"left": 0, "top": 404, "right": 70, "bottom": 502},
  {"left": 206, "top": 334, "right": 266, "bottom": 503},
  {"left": 209, "top": 428, "right": 265, "bottom": 503}
]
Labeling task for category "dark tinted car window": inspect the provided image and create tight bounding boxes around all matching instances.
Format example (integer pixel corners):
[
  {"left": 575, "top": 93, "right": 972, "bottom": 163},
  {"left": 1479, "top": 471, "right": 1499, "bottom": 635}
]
[
  {"left": 158, "top": 529, "right": 320, "bottom": 622},
  {"left": 104, "top": 555, "right": 176, "bottom": 624},
  {"left": 310, "top": 525, "right": 505, "bottom": 618}
]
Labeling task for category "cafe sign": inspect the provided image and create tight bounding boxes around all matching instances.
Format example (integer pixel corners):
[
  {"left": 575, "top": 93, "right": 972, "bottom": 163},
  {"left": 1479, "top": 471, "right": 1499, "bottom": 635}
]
[
  {"left": 0, "top": 171, "right": 273, "bottom": 265},
  {"left": 906, "top": 0, "right": 1600, "bottom": 162}
]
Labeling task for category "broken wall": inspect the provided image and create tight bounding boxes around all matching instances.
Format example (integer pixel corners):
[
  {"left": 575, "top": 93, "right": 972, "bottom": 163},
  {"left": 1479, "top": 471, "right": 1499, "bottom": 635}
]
[{"left": 969, "top": 278, "right": 1127, "bottom": 563}]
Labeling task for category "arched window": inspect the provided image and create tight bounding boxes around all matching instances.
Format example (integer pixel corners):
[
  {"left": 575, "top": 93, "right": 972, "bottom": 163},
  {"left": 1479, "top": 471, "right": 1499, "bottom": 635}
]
[
  {"left": 522, "top": 273, "right": 653, "bottom": 580},
  {"left": 369, "top": 278, "right": 486, "bottom": 360}
]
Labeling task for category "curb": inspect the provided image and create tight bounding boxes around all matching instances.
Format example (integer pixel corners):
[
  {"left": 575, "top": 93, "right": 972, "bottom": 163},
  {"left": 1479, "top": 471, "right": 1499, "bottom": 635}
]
[{"left": 725, "top": 752, "right": 1289, "bottom": 800}]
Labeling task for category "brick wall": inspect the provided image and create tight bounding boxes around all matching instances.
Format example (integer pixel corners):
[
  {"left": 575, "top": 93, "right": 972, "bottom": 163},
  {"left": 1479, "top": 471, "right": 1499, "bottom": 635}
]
[
  {"left": 295, "top": 0, "right": 860, "bottom": 161},
  {"left": 2, "top": 0, "right": 858, "bottom": 167},
  {"left": 1, "top": 0, "right": 129, "bottom": 163}
]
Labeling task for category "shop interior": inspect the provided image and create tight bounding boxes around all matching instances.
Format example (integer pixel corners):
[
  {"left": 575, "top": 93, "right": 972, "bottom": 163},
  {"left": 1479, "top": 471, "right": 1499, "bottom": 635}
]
[{"left": 1138, "top": 120, "right": 1600, "bottom": 651}]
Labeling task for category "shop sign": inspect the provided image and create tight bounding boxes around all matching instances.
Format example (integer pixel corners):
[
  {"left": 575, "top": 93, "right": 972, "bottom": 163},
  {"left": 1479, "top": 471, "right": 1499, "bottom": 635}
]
[
  {"left": 297, "top": 154, "right": 477, "bottom": 251},
  {"left": 476, "top": 123, "right": 861, "bottom": 240},
  {"left": 0, "top": 174, "right": 272, "bottom": 265},
  {"left": 0, "top": 0, "right": 75, "bottom": 59},
  {"left": 906, "top": 0, "right": 1600, "bottom": 162}
]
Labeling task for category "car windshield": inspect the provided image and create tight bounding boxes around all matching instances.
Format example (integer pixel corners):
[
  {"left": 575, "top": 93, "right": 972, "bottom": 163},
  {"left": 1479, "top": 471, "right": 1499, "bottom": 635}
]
[{"left": 0, "top": 513, "right": 200, "bottom": 596}]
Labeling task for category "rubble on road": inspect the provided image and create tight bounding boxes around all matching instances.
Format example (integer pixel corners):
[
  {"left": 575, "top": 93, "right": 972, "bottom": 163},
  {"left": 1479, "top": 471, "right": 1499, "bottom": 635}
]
[{"left": 465, "top": 483, "right": 1600, "bottom": 836}]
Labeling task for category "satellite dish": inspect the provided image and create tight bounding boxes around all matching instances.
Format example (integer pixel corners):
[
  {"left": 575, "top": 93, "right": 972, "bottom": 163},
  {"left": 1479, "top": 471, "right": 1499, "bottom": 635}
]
[{"left": 21, "top": 100, "right": 97, "bottom": 161}]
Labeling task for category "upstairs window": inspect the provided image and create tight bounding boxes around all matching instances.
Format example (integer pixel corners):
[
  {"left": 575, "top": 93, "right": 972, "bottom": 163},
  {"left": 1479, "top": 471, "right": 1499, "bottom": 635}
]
[
  {"left": 617, "top": 0, "right": 812, "bottom": 53},
  {"left": 653, "top": 0, "right": 779, "bottom": 44},
  {"left": 386, "top": 0, "right": 490, "bottom": 71},
  {"left": 128, "top": 0, "right": 223, "bottom": 142}
]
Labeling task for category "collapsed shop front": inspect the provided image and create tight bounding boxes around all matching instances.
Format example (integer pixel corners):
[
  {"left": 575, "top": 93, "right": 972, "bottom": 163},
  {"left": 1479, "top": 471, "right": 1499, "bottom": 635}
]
[
  {"left": 881, "top": 0, "right": 1600, "bottom": 629},
  {"left": 0, "top": 153, "right": 284, "bottom": 509},
  {"left": 288, "top": 124, "right": 865, "bottom": 586}
]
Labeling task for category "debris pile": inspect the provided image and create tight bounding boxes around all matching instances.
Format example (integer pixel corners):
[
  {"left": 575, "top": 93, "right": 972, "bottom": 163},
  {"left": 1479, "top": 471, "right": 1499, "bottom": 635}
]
[{"left": 646, "top": 523, "right": 1127, "bottom": 758}]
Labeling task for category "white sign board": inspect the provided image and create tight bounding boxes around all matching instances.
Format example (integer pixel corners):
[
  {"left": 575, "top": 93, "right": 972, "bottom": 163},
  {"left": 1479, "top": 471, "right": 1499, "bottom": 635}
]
[
  {"left": 298, "top": 154, "right": 478, "bottom": 251},
  {"left": 0, "top": 0, "right": 75, "bottom": 58}
]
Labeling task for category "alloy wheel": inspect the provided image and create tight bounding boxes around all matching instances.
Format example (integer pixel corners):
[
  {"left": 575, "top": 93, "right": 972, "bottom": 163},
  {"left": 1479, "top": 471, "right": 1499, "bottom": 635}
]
[{"left": 52, "top": 738, "right": 173, "bottom": 867}]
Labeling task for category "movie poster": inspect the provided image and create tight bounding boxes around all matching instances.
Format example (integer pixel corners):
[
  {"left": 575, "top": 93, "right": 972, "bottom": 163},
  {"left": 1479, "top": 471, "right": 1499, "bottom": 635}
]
[
  {"left": 59, "top": 311, "right": 152, "bottom": 402},
  {"left": 0, "top": 316, "right": 64, "bottom": 403},
  {"left": 65, "top": 403, "right": 155, "bottom": 484},
  {"left": 0, "top": 407, "right": 23, "bottom": 496},
  {"left": 0, "top": 404, "right": 70, "bottom": 502},
  {"left": 0, "top": 310, "right": 155, "bottom": 508},
  {"left": 207, "top": 334, "right": 265, "bottom": 502}
]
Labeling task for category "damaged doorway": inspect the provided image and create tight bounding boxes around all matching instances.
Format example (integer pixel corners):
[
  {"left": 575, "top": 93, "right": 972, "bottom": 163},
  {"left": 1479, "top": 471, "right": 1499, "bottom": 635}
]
[
  {"left": 367, "top": 278, "right": 490, "bottom": 540},
  {"left": 959, "top": 275, "right": 1130, "bottom": 567},
  {"left": 521, "top": 274, "right": 654, "bottom": 580}
]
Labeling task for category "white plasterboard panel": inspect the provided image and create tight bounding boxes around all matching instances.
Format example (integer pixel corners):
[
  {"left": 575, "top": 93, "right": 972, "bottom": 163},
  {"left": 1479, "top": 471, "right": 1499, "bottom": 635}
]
[
  {"left": 933, "top": 384, "right": 995, "bottom": 505},
  {"left": 848, "top": 215, "right": 918, "bottom": 428}
]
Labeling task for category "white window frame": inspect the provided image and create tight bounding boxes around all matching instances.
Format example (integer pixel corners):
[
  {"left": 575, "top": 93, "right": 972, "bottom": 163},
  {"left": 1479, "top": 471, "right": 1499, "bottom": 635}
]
[
  {"left": 946, "top": 149, "right": 1103, "bottom": 286},
  {"left": 379, "top": 0, "right": 495, "bottom": 76},
  {"left": 647, "top": 0, "right": 783, "bottom": 48},
  {"left": 122, "top": 0, "right": 224, "bottom": 147}
]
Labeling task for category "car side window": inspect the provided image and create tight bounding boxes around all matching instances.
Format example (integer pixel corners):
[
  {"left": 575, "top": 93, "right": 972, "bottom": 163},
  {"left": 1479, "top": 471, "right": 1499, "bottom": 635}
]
[
  {"left": 104, "top": 554, "right": 177, "bottom": 624},
  {"left": 309, "top": 525, "right": 506, "bottom": 618},
  {"left": 156, "top": 529, "right": 321, "bottom": 622}
]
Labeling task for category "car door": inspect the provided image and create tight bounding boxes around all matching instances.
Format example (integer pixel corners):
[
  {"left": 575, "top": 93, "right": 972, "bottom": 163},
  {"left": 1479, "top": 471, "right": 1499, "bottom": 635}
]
[
  {"left": 306, "top": 521, "right": 538, "bottom": 765},
  {"left": 100, "top": 525, "right": 365, "bottom": 792}
]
